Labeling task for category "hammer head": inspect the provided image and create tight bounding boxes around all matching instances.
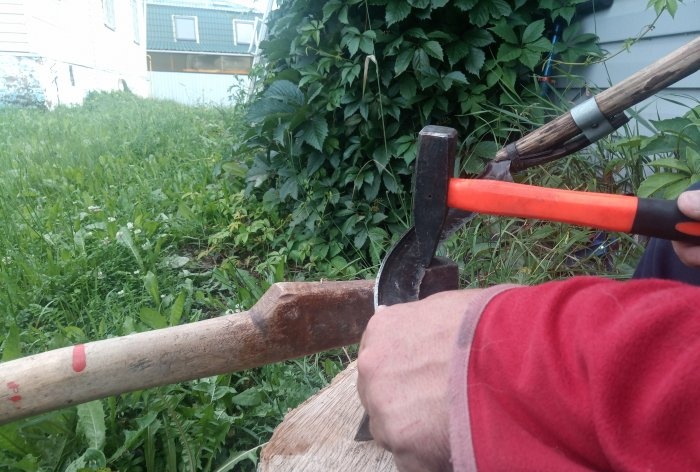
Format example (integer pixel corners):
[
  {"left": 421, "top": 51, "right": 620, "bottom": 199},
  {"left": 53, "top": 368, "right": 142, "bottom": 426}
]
[
  {"left": 373, "top": 125, "right": 468, "bottom": 308},
  {"left": 413, "top": 126, "right": 458, "bottom": 268}
]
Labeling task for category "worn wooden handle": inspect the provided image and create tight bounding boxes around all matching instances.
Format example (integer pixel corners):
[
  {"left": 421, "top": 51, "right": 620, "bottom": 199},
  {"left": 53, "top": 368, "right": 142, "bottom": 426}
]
[
  {"left": 0, "top": 280, "right": 374, "bottom": 425},
  {"left": 494, "top": 35, "right": 700, "bottom": 161}
]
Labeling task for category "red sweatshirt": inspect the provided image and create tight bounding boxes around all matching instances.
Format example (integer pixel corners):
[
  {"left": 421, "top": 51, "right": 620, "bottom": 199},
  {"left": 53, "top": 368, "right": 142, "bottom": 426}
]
[{"left": 448, "top": 277, "right": 700, "bottom": 471}]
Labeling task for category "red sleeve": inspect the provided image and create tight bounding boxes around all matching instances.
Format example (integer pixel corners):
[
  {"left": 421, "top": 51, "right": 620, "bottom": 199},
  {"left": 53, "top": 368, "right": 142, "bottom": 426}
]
[{"left": 464, "top": 276, "right": 700, "bottom": 471}]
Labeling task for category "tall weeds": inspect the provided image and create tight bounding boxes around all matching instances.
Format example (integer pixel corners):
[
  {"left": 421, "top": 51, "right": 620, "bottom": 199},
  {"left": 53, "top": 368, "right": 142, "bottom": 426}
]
[{"left": 0, "top": 93, "right": 344, "bottom": 471}]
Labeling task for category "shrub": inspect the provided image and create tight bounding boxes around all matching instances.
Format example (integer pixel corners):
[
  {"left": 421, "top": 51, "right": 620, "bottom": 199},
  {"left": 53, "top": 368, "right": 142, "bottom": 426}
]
[{"left": 240, "top": 0, "right": 601, "bottom": 268}]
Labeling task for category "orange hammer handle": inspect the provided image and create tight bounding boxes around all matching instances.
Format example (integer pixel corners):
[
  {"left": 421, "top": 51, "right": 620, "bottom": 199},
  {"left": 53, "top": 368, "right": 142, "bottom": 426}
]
[{"left": 447, "top": 179, "right": 700, "bottom": 243}]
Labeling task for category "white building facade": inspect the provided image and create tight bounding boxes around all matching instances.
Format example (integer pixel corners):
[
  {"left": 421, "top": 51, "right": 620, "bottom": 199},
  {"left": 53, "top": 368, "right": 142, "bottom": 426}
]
[{"left": 0, "top": 0, "right": 149, "bottom": 108}]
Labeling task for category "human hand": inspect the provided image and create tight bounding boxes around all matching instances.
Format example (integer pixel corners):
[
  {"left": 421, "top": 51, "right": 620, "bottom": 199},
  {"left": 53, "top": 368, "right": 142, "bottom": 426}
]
[
  {"left": 356, "top": 289, "right": 484, "bottom": 472},
  {"left": 672, "top": 190, "right": 700, "bottom": 267}
]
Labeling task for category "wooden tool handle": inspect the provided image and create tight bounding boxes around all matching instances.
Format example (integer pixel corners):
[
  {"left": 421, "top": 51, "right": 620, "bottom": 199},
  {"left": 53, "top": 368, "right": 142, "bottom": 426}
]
[
  {"left": 494, "top": 36, "right": 700, "bottom": 161},
  {"left": 0, "top": 280, "right": 374, "bottom": 425}
]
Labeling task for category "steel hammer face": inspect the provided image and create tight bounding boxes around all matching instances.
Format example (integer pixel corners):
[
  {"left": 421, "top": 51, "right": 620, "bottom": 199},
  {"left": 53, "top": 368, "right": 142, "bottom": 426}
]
[{"left": 413, "top": 126, "right": 458, "bottom": 269}]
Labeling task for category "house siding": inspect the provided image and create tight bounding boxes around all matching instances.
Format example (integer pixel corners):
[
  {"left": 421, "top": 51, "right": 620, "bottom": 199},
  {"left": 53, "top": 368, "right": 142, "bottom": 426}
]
[
  {"left": 576, "top": 0, "right": 700, "bottom": 121},
  {"left": 149, "top": 70, "right": 248, "bottom": 105},
  {"left": 0, "top": 0, "right": 29, "bottom": 52},
  {"left": 146, "top": 2, "right": 262, "bottom": 105},
  {"left": 1, "top": 0, "right": 149, "bottom": 108}
]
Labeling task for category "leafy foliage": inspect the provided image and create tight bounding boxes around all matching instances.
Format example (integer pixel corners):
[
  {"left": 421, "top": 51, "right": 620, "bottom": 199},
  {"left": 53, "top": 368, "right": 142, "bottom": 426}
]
[
  {"left": 240, "top": 0, "right": 601, "bottom": 264},
  {"left": 647, "top": 0, "right": 682, "bottom": 17},
  {"left": 622, "top": 105, "right": 700, "bottom": 198}
]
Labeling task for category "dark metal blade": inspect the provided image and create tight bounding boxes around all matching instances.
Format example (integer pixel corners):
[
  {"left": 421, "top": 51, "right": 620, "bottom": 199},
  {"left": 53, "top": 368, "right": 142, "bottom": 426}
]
[
  {"left": 354, "top": 412, "right": 373, "bottom": 441},
  {"left": 374, "top": 160, "right": 513, "bottom": 307},
  {"left": 373, "top": 208, "right": 474, "bottom": 307}
]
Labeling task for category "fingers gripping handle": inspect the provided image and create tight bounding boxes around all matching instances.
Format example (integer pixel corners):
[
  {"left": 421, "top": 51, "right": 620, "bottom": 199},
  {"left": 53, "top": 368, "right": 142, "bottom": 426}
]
[
  {"left": 447, "top": 179, "right": 700, "bottom": 244},
  {"left": 633, "top": 198, "right": 700, "bottom": 242}
]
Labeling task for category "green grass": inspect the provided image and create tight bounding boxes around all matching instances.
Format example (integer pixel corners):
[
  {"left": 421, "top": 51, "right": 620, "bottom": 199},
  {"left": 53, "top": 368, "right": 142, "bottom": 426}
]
[{"left": 0, "top": 92, "right": 347, "bottom": 471}]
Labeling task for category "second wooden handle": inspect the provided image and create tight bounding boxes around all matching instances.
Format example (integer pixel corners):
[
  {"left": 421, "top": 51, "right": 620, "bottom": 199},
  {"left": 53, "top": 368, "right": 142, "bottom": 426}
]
[{"left": 494, "top": 36, "right": 700, "bottom": 162}]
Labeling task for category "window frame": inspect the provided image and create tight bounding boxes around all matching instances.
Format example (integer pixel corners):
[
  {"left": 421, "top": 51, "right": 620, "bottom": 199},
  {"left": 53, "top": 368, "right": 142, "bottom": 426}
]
[
  {"left": 172, "top": 15, "right": 199, "bottom": 43},
  {"left": 233, "top": 19, "right": 255, "bottom": 46}
]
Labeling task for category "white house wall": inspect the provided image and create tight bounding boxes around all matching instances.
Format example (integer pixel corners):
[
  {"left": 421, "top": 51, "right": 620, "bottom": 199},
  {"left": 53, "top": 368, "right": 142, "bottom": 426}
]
[
  {"left": 576, "top": 0, "right": 700, "bottom": 122},
  {"left": 0, "top": 0, "right": 28, "bottom": 52},
  {"left": 1, "top": 0, "right": 149, "bottom": 108},
  {"left": 149, "top": 70, "right": 249, "bottom": 105}
]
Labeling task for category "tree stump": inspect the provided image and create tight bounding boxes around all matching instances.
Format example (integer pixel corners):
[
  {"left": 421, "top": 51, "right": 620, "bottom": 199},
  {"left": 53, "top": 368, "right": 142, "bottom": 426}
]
[{"left": 259, "top": 361, "right": 397, "bottom": 471}]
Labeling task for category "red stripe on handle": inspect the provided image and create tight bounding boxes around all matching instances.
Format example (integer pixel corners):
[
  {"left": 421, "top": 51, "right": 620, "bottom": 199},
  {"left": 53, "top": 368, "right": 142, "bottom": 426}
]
[
  {"left": 447, "top": 179, "right": 639, "bottom": 232},
  {"left": 676, "top": 221, "right": 700, "bottom": 237},
  {"left": 72, "top": 344, "right": 87, "bottom": 373}
]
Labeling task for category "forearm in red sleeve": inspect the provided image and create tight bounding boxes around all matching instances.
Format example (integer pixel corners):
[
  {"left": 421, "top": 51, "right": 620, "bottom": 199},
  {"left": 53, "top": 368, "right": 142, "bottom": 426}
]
[{"left": 452, "top": 276, "right": 700, "bottom": 471}]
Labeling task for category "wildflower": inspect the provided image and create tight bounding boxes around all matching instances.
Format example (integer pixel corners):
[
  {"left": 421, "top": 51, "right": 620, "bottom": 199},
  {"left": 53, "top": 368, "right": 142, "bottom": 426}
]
[
  {"left": 97, "top": 271, "right": 105, "bottom": 279},
  {"left": 117, "top": 289, "right": 125, "bottom": 296},
  {"left": 108, "top": 217, "right": 116, "bottom": 223},
  {"left": 88, "top": 205, "right": 101, "bottom": 212},
  {"left": 127, "top": 222, "right": 134, "bottom": 230},
  {"left": 133, "top": 270, "right": 140, "bottom": 275}
]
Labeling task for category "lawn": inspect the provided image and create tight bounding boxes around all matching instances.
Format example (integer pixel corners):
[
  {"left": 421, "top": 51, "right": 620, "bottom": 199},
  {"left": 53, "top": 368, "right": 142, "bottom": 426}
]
[{"left": 0, "top": 92, "right": 347, "bottom": 471}]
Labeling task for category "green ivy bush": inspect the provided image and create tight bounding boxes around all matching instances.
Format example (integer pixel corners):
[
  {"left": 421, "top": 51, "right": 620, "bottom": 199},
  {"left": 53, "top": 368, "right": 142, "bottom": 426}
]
[
  {"left": 619, "top": 105, "right": 700, "bottom": 198},
  {"left": 239, "top": 0, "right": 601, "bottom": 268}
]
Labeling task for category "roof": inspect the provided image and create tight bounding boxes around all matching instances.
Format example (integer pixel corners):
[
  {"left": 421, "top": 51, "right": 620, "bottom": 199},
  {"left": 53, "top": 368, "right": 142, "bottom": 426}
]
[{"left": 146, "top": 3, "right": 262, "bottom": 54}]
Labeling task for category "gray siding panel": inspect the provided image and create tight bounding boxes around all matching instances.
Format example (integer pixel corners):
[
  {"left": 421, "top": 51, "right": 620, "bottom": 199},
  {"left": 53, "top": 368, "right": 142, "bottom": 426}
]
[
  {"left": 581, "top": 35, "right": 700, "bottom": 90},
  {"left": 575, "top": 0, "right": 699, "bottom": 120},
  {"left": 580, "top": 0, "right": 699, "bottom": 43}
]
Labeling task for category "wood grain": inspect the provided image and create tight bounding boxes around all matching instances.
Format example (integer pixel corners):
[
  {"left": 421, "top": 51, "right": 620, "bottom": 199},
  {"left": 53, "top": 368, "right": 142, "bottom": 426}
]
[
  {"left": 0, "top": 280, "right": 374, "bottom": 425},
  {"left": 260, "top": 361, "right": 397, "bottom": 472},
  {"left": 494, "top": 35, "right": 700, "bottom": 162}
]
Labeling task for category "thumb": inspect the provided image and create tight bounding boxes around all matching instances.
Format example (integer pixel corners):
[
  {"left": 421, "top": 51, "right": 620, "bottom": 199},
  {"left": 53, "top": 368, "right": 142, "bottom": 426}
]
[{"left": 677, "top": 190, "right": 700, "bottom": 219}]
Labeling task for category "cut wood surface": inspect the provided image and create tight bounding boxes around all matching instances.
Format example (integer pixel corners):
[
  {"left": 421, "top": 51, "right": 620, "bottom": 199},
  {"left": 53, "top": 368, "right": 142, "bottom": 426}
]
[
  {"left": 260, "top": 361, "right": 397, "bottom": 472},
  {"left": 0, "top": 280, "right": 374, "bottom": 425}
]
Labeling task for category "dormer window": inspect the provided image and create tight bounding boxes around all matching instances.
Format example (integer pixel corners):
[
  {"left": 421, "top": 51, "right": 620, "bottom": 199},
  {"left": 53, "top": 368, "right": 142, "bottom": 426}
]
[
  {"left": 173, "top": 15, "right": 198, "bottom": 42},
  {"left": 233, "top": 20, "right": 255, "bottom": 46}
]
